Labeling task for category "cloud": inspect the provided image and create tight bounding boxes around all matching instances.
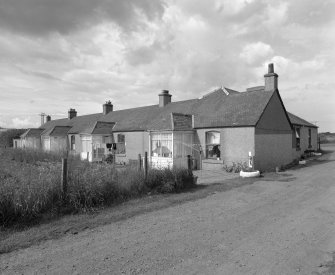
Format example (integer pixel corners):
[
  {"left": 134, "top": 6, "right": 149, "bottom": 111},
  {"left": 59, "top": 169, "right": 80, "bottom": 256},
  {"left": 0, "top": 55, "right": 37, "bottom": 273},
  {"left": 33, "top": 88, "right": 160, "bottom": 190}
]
[
  {"left": 240, "top": 42, "right": 274, "bottom": 65},
  {"left": 264, "top": 2, "right": 288, "bottom": 28},
  {"left": 17, "top": 67, "right": 64, "bottom": 82},
  {"left": 0, "top": 0, "right": 165, "bottom": 36},
  {"left": 11, "top": 117, "right": 38, "bottom": 128},
  {"left": 0, "top": 0, "right": 335, "bottom": 132},
  {"left": 286, "top": 0, "right": 335, "bottom": 27}
]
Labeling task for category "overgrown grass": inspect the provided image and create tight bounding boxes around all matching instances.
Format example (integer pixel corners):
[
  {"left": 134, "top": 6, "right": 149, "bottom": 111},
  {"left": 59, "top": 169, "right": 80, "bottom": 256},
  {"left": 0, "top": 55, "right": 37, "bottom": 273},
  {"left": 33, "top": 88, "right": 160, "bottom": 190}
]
[{"left": 0, "top": 148, "right": 195, "bottom": 228}]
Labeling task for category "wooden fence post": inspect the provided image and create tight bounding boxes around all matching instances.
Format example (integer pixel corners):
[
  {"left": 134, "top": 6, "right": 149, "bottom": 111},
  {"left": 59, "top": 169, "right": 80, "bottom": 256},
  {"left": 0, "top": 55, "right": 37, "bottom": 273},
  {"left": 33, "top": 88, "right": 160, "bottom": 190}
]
[
  {"left": 144, "top": 151, "right": 148, "bottom": 179},
  {"left": 187, "top": 155, "right": 192, "bottom": 175},
  {"left": 138, "top": 154, "right": 142, "bottom": 171},
  {"left": 61, "top": 158, "right": 68, "bottom": 197}
]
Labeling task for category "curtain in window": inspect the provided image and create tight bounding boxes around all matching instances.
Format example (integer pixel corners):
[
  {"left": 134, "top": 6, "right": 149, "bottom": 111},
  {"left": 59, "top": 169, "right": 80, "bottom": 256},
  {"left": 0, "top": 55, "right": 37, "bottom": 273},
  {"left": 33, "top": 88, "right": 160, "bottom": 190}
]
[
  {"left": 295, "top": 128, "right": 300, "bottom": 138},
  {"left": 151, "top": 133, "right": 172, "bottom": 157},
  {"left": 295, "top": 128, "right": 301, "bottom": 149}
]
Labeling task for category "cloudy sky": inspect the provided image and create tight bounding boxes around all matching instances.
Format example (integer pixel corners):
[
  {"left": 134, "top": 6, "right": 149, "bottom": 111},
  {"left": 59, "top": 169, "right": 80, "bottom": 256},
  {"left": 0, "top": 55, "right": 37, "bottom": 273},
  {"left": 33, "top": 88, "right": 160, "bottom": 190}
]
[{"left": 0, "top": 0, "right": 334, "bottom": 132}]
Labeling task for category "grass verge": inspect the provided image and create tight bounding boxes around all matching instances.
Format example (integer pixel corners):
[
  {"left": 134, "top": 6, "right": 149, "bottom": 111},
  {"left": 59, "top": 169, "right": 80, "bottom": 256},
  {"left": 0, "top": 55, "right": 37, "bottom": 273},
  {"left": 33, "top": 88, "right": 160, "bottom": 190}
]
[{"left": 0, "top": 148, "right": 194, "bottom": 228}]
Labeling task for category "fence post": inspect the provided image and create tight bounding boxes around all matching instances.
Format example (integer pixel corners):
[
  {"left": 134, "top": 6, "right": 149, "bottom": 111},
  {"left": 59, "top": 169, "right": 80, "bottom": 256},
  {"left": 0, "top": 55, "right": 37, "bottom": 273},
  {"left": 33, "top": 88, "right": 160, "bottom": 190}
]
[
  {"left": 144, "top": 151, "right": 148, "bottom": 179},
  {"left": 61, "top": 158, "right": 68, "bottom": 198},
  {"left": 187, "top": 155, "right": 192, "bottom": 175},
  {"left": 138, "top": 154, "right": 142, "bottom": 171}
]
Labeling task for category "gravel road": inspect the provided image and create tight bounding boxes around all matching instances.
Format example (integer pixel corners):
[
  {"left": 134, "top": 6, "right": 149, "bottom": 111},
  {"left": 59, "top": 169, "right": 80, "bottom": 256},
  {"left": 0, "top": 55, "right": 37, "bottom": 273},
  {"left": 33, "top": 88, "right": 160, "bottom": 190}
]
[{"left": 1, "top": 146, "right": 335, "bottom": 274}]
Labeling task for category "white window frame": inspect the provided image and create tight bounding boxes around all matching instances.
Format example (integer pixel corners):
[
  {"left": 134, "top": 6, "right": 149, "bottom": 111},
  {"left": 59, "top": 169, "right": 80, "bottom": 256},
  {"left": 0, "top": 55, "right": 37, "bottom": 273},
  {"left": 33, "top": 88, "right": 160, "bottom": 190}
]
[
  {"left": 205, "top": 131, "right": 221, "bottom": 159},
  {"left": 151, "top": 132, "right": 173, "bottom": 158}
]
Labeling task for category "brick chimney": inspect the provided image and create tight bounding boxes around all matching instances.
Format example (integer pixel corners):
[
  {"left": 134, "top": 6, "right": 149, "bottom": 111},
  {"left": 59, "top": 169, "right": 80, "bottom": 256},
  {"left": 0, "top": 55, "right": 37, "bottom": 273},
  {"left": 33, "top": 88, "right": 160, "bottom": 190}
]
[
  {"left": 264, "top": 63, "right": 278, "bottom": 91},
  {"left": 46, "top": 115, "right": 51, "bottom": 122},
  {"left": 68, "top": 108, "right": 77, "bottom": 120},
  {"left": 103, "top": 100, "right": 113, "bottom": 115},
  {"left": 159, "top": 90, "right": 172, "bottom": 107}
]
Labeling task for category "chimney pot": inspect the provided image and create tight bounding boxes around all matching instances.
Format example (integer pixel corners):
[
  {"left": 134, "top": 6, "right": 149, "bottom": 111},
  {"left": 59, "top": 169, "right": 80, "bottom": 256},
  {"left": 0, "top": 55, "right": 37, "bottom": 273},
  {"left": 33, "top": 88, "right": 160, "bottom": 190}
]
[
  {"left": 68, "top": 108, "right": 77, "bottom": 120},
  {"left": 159, "top": 90, "right": 172, "bottom": 107},
  {"left": 46, "top": 115, "right": 51, "bottom": 122},
  {"left": 268, "top": 63, "right": 274, "bottom": 73},
  {"left": 103, "top": 100, "right": 113, "bottom": 115}
]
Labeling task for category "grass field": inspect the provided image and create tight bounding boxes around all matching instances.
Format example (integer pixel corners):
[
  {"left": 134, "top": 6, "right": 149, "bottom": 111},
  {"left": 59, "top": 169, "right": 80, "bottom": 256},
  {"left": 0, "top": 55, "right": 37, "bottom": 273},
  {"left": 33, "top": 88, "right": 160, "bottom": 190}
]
[{"left": 0, "top": 148, "right": 195, "bottom": 228}]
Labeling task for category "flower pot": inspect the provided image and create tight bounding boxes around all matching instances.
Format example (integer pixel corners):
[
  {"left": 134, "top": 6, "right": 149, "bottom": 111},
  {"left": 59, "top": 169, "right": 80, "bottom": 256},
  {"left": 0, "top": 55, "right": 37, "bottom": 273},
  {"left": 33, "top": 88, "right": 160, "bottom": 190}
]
[{"left": 240, "top": 170, "right": 260, "bottom": 178}]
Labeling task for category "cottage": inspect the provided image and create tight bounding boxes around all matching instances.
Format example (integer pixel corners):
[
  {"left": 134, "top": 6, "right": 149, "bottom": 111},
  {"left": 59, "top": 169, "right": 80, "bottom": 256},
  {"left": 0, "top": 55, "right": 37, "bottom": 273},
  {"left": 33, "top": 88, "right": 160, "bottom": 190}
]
[
  {"left": 14, "top": 64, "right": 318, "bottom": 171},
  {"left": 41, "top": 126, "right": 72, "bottom": 152},
  {"left": 19, "top": 128, "right": 44, "bottom": 149}
]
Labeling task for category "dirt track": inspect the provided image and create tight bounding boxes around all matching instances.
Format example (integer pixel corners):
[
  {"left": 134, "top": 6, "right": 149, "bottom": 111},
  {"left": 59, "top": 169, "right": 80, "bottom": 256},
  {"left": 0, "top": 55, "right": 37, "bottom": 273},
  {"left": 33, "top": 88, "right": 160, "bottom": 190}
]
[{"left": 1, "top": 146, "right": 335, "bottom": 274}]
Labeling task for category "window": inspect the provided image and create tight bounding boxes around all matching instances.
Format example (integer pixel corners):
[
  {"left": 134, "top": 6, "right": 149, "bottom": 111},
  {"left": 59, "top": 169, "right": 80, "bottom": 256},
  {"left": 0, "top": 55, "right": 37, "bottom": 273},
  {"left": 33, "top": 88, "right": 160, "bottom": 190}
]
[
  {"left": 70, "top": 135, "right": 75, "bottom": 150},
  {"left": 308, "top": 128, "right": 312, "bottom": 148},
  {"left": 151, "top": 133, "right": 172, "bottom": 158},
  {"left": 295, "top": 127, "right": 301, "bottom": 150},
  {"left": 116, "top": 134, "right": 126, "bottom": 154},
  {"left": 206, "top": 131, "right": 220, "bottom": 159},
  {"left": 103, "top": 136, "right": 113, "bottom": 144}
]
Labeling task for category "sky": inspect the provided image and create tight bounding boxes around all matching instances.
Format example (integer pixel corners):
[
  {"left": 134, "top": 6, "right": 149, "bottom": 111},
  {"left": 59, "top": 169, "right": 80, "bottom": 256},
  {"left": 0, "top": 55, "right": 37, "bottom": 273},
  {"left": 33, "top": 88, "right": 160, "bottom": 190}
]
[{"left": 0, "top": 0, "right": 334, "bottom": 132}]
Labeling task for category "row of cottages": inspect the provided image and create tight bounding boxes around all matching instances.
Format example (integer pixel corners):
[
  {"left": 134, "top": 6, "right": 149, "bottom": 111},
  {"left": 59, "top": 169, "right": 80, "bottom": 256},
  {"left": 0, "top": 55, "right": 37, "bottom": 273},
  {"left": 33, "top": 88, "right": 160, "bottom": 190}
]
[{"left": 15, "top": 64, "right": 318, "bottom": 171}]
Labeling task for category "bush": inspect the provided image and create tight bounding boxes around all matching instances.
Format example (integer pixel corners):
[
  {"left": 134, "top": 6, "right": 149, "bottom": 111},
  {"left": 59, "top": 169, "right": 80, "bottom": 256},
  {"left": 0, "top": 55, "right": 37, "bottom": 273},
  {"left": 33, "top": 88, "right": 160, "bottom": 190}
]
[
  {"left": 0, "top": 149, "right": 196, "bottom": 227},
  {"left": 0, "top": 129, "right": 26, "bottom": 148}
]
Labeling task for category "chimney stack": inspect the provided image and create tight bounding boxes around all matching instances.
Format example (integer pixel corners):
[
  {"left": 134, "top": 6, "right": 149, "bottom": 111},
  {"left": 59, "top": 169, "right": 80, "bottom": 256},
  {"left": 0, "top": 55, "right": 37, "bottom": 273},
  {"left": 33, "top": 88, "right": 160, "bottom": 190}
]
[
  {"left": 159, "top": 90, "right": 172, "bottom": 107},
  {"left": 46, "top": 115, "right": 51, "bottom": 122},
  {"left": 264, "top": 63, "right": 278, "bottom": 91},
  {"left": 103, "top": 100, "right": 113, "bottom": 115},
  {"left": 68, "top": 108, "right": 77, "bottom": 120}
]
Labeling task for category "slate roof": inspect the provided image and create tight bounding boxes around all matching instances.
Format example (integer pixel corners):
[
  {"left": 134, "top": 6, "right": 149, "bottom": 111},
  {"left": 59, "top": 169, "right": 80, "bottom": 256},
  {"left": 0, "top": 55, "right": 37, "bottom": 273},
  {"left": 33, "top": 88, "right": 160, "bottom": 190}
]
[
  {"left": 287, "top": 112, "right": 317, "bottom": 128},
  {"left": 21, "top": 128, "right": 45, "bottom": 138},
  {"left": 42, "top": 126, "right": 72, "bottom": 136},
  {"left": 38, "top": 88, "right": 277, "bottom": 133},
  {"left": 41, "top": 113, "right": 103, "bottom": 134},
  {"left": 81, "top": 121, "right": 115, "bottom": 135}
]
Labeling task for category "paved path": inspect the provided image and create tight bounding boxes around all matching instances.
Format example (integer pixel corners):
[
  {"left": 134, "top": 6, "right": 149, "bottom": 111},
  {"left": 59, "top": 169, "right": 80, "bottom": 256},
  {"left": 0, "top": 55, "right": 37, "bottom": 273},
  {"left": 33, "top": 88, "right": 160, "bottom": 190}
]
[{"left": 1, "top": 146, "right": 335, "bottom": 274}]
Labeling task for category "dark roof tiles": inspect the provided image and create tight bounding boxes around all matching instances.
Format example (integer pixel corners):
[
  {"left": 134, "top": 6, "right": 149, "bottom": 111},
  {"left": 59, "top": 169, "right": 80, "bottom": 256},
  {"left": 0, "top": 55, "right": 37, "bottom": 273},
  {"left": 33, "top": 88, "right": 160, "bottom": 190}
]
[
  {"left": 287, "top": 112, "right": 317, "bottom": 128},
  {"left": 21, "top": 128, "right": 45, "bottom": 138},
  {"left": 38, "top": 88, "right": 276, "bottom": 133}
]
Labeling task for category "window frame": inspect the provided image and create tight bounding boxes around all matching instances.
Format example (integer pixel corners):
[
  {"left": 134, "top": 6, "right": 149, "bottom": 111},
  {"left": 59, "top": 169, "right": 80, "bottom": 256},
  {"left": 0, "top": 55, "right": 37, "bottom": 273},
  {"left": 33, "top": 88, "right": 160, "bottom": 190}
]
[
  {"left": 295, "top": 127, "right": 301, "bottom": 151},
  {"left": 116, "top": 133, "right": 126, "bottom": 154},
  {"left": 205, "top": 131, "right": 221, "bottom": 159},
  {"left": 70, "top": 135, "right": 76, "bottom": 151},
  {"left": 151, "top": 132, "right": 173, "bottom": 158},
  {"left": 308, "top": 128, "right": 312, "bottom": 148}
]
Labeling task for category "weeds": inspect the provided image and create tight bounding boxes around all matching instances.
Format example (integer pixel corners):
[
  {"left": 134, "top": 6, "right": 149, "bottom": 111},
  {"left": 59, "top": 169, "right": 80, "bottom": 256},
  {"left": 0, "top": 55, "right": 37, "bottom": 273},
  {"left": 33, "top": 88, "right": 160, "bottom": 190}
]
[
  {"left": 0, "top": 148, "right": 195, "bottom": 227},
  {"left": 223, "top": 162, "right": 248, "bottom": 173}
]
